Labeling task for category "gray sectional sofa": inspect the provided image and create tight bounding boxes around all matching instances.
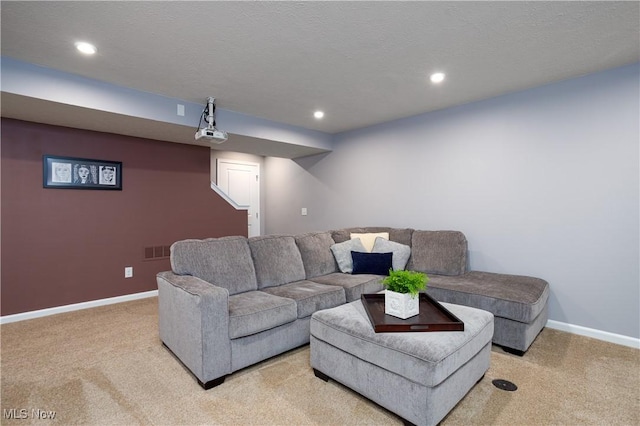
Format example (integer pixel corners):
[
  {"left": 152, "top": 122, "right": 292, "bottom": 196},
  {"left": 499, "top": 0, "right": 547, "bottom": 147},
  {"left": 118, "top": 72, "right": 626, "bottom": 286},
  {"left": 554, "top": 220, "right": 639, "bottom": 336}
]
[{"left": 157, "top": 227, "right": 549, "bottom": 389}]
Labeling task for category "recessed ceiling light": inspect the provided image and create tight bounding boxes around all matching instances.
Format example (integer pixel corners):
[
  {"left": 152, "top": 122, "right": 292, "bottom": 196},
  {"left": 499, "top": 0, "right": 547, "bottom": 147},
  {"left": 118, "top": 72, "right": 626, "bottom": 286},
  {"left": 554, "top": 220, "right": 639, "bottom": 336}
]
[
  {"left": 430, "top": 72, "right": 445, "bottom": 83},
  {"left": 75, "top": 41, "right": 97, "bottom": 55},
  {"left": 314, "top": 111, "right": 325, "bottom": 119}
]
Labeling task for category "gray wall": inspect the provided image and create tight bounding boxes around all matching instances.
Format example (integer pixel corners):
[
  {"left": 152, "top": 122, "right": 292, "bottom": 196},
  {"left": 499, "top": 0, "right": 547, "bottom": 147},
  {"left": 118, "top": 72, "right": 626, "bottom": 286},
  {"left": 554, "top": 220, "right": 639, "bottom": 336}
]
[{"left": 264, "top": 63, "right": 639, "bottom": 339}]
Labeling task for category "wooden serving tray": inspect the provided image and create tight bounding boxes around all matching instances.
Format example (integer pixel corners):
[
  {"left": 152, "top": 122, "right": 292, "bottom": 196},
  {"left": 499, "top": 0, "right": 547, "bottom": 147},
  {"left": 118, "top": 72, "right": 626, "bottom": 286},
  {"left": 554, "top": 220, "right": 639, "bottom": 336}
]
[{"left": 361, "top": 293, "right": 464, "bottom": 333}]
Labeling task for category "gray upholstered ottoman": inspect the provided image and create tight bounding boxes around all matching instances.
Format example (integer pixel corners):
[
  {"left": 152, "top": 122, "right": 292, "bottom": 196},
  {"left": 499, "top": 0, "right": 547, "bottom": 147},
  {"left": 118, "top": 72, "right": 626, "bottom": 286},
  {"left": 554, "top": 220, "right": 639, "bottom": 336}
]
[{"left": 310, "top": 300, "right": 494, "bottom": 426}]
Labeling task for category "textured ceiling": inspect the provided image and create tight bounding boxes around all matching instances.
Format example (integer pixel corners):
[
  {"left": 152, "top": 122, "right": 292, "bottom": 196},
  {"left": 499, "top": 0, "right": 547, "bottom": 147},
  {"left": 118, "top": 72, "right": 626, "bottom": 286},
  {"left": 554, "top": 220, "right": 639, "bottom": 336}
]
[{"left": 1, "top": 1, "right": 639, "bottom": 134}]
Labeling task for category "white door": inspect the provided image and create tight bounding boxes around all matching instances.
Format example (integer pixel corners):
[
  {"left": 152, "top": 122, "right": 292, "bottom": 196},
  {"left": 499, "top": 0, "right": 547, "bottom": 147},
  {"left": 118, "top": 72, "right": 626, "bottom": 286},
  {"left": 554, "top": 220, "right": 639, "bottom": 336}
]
[{"left": 217, "top": 159, "right": 260, "bottom": 237}]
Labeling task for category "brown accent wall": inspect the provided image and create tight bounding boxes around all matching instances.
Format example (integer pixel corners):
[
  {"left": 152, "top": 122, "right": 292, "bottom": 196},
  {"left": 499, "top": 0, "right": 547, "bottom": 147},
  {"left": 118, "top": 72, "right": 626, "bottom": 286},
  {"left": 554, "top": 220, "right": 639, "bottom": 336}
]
[{"left": 1, "top": 118, "right": 247, "bottom": 316}]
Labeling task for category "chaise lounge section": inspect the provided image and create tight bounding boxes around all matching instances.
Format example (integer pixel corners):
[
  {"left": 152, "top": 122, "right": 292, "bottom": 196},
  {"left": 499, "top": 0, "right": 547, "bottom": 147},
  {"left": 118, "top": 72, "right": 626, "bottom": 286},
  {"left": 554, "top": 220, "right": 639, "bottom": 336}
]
[{"left": 157, "top": 226, "right": 549, "bottom": 388}]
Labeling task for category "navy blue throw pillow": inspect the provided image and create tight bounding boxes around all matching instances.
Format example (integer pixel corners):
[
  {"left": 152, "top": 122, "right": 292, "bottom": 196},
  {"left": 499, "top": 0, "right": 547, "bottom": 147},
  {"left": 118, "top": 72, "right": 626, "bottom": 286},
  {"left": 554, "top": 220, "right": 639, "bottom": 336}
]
[{"left": 351, "top": 251, "right": 393, "bottom": 276}]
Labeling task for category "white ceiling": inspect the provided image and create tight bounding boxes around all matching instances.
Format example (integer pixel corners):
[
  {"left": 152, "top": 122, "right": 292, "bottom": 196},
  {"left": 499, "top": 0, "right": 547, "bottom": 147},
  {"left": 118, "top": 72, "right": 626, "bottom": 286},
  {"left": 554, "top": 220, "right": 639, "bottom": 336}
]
[{"left": 2, "top": 1, "right": 639, "bottom": 135}]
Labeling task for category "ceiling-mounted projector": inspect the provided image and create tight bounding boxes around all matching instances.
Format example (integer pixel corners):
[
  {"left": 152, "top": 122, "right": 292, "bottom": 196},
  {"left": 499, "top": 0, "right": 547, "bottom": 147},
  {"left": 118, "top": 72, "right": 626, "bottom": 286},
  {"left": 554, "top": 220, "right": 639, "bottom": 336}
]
[
  {"left": 195, "top": 96, "right": 228, "bottom": 143},
  {"left": 195, "top": 127, "right": 228, "bottom": 143}
]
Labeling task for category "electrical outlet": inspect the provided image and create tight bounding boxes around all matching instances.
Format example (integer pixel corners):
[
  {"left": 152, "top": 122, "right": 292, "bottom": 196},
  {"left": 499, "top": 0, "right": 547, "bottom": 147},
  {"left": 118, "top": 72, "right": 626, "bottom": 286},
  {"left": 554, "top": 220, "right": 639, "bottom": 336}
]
[
  {"left": 124, "top": 267, "right": 133, "bottom": 278},
  {"left": 301, "top": 207, "right": 308, "bottom": 216},
  {"left": 177, "top": 104, "right": 185, "bottom": 116}
]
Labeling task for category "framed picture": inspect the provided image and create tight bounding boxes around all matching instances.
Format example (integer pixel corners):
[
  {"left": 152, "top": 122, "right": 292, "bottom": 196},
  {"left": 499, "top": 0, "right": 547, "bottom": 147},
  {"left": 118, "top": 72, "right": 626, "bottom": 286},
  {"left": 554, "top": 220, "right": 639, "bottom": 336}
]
[{"left": 43, "top": 155, "right": 122, "bottom": 190}]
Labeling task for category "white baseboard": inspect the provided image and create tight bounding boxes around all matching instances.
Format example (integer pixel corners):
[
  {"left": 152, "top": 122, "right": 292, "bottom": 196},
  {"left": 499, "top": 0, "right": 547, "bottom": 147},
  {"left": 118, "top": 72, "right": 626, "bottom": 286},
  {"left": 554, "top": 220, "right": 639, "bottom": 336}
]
[
  {"left": 546, "top": 319, "right": 640, "bottom": 349},
  {"left": 0, "top": 290, "right": 158, "bottom": 325}
]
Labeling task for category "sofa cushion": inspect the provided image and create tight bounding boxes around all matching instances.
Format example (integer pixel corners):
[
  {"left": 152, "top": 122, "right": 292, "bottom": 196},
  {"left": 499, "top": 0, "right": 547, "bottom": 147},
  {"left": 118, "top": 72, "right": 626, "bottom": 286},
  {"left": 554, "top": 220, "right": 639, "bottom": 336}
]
[
  {"left": 350, "top": 232, "right": 388, "bottom": 252},
  {"left": 249, "top": 235, "right": 306, "bottom": 289},
  {"left": 170, "top": 236, "right": 257, "bottom": 295},
  {"left": 408, "top": 230, "right": 467, "bottom": 276},
  {"left": 332, "top": 227, "right": 413, "bottom": 246},
  {"left": 295, "top": 232, "right": 339, "bottom": 279},
  {"left": 426, "top": 271, "right": 549, "bottom": 323},
  {"left": 372, "top": 237, "right": 411, "bottom": 271},
  {"left": 310, "top": 272, "right": 384, "bottom": 302},
  {"left": 228, "top": 291, "right": 298, "bottom": 339},
  {"left": 330, "top": 238, "right": 367, "bottom": 273},
  {"left": 262, "top": 280, "right": 346, "bottom": 318},
  {"left": 351, "top": 251, "right": 392, "bottom": 276}
]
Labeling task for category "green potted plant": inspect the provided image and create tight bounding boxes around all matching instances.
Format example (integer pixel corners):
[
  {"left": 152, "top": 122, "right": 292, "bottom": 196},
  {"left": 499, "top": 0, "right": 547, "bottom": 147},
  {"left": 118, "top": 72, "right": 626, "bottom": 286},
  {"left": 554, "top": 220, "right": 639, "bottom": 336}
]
[{"left": 382, "top": 269, "right": 429, "bottom": 319}]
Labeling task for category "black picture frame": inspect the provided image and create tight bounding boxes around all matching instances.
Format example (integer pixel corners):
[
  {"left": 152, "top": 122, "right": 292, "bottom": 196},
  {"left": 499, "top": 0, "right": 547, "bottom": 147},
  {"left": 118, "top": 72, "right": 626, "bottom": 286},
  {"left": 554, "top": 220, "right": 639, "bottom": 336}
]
[{"left": 43, "top": 155, "right": 122, "bottom": 190}]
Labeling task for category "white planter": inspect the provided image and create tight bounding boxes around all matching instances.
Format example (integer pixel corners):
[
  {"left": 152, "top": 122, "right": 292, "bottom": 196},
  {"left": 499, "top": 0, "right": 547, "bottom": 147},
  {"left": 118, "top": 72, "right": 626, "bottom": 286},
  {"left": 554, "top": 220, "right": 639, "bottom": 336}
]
[{"left": 385, "top": 290, "right": 420, "bottom": 319}]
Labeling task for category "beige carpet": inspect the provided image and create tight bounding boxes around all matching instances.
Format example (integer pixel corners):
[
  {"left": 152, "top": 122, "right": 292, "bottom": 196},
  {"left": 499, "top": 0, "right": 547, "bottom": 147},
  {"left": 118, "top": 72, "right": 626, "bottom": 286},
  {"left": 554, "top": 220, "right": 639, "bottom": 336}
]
[{"left": 1, "top": 297, "right": 638, "bottom": 425}]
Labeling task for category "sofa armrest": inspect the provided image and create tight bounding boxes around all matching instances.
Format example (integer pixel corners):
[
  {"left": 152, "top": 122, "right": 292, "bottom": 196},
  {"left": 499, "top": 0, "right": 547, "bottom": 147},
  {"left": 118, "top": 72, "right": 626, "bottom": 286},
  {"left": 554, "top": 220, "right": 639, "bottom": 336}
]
[{"left": 157, "top": 271, "right": 231, "bottom": 386}]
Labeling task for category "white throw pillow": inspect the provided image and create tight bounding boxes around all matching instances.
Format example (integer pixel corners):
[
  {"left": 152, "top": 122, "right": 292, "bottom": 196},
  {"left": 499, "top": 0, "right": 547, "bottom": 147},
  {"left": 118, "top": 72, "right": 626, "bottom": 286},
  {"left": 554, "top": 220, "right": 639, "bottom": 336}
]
[
  {"left": 330, "top": 238, "right": 367, "bottom": 273},
  {"left": 372, "top": 237, "right": 411, "bottom": 271},
  {"left": 350, "top": 232, "right": 389, "bottom": 252}
]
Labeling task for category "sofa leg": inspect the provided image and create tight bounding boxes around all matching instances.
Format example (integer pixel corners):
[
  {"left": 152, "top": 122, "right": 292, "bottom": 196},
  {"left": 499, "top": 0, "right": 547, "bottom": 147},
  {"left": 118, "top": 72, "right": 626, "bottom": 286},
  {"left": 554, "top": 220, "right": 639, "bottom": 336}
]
[
  {"left": 199, "top": 376, "right": 226, "bottom": 390},
  {"left": 313, "top": 368, "right": 330, "bottom": 382},
  {"left": 162, "top": 341, "right": 227, "bottom": 389},
  {"left": 502, "top": 346, "right": 525, "bottom": 357}
]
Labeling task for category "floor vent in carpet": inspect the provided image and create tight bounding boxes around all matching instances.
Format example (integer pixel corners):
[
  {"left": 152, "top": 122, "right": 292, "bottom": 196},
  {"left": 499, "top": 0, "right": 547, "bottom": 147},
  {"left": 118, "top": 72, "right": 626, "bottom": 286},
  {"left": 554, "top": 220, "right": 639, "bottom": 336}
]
[{"left": 492, "top": 379, "right": 518, "bottom": 391}]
